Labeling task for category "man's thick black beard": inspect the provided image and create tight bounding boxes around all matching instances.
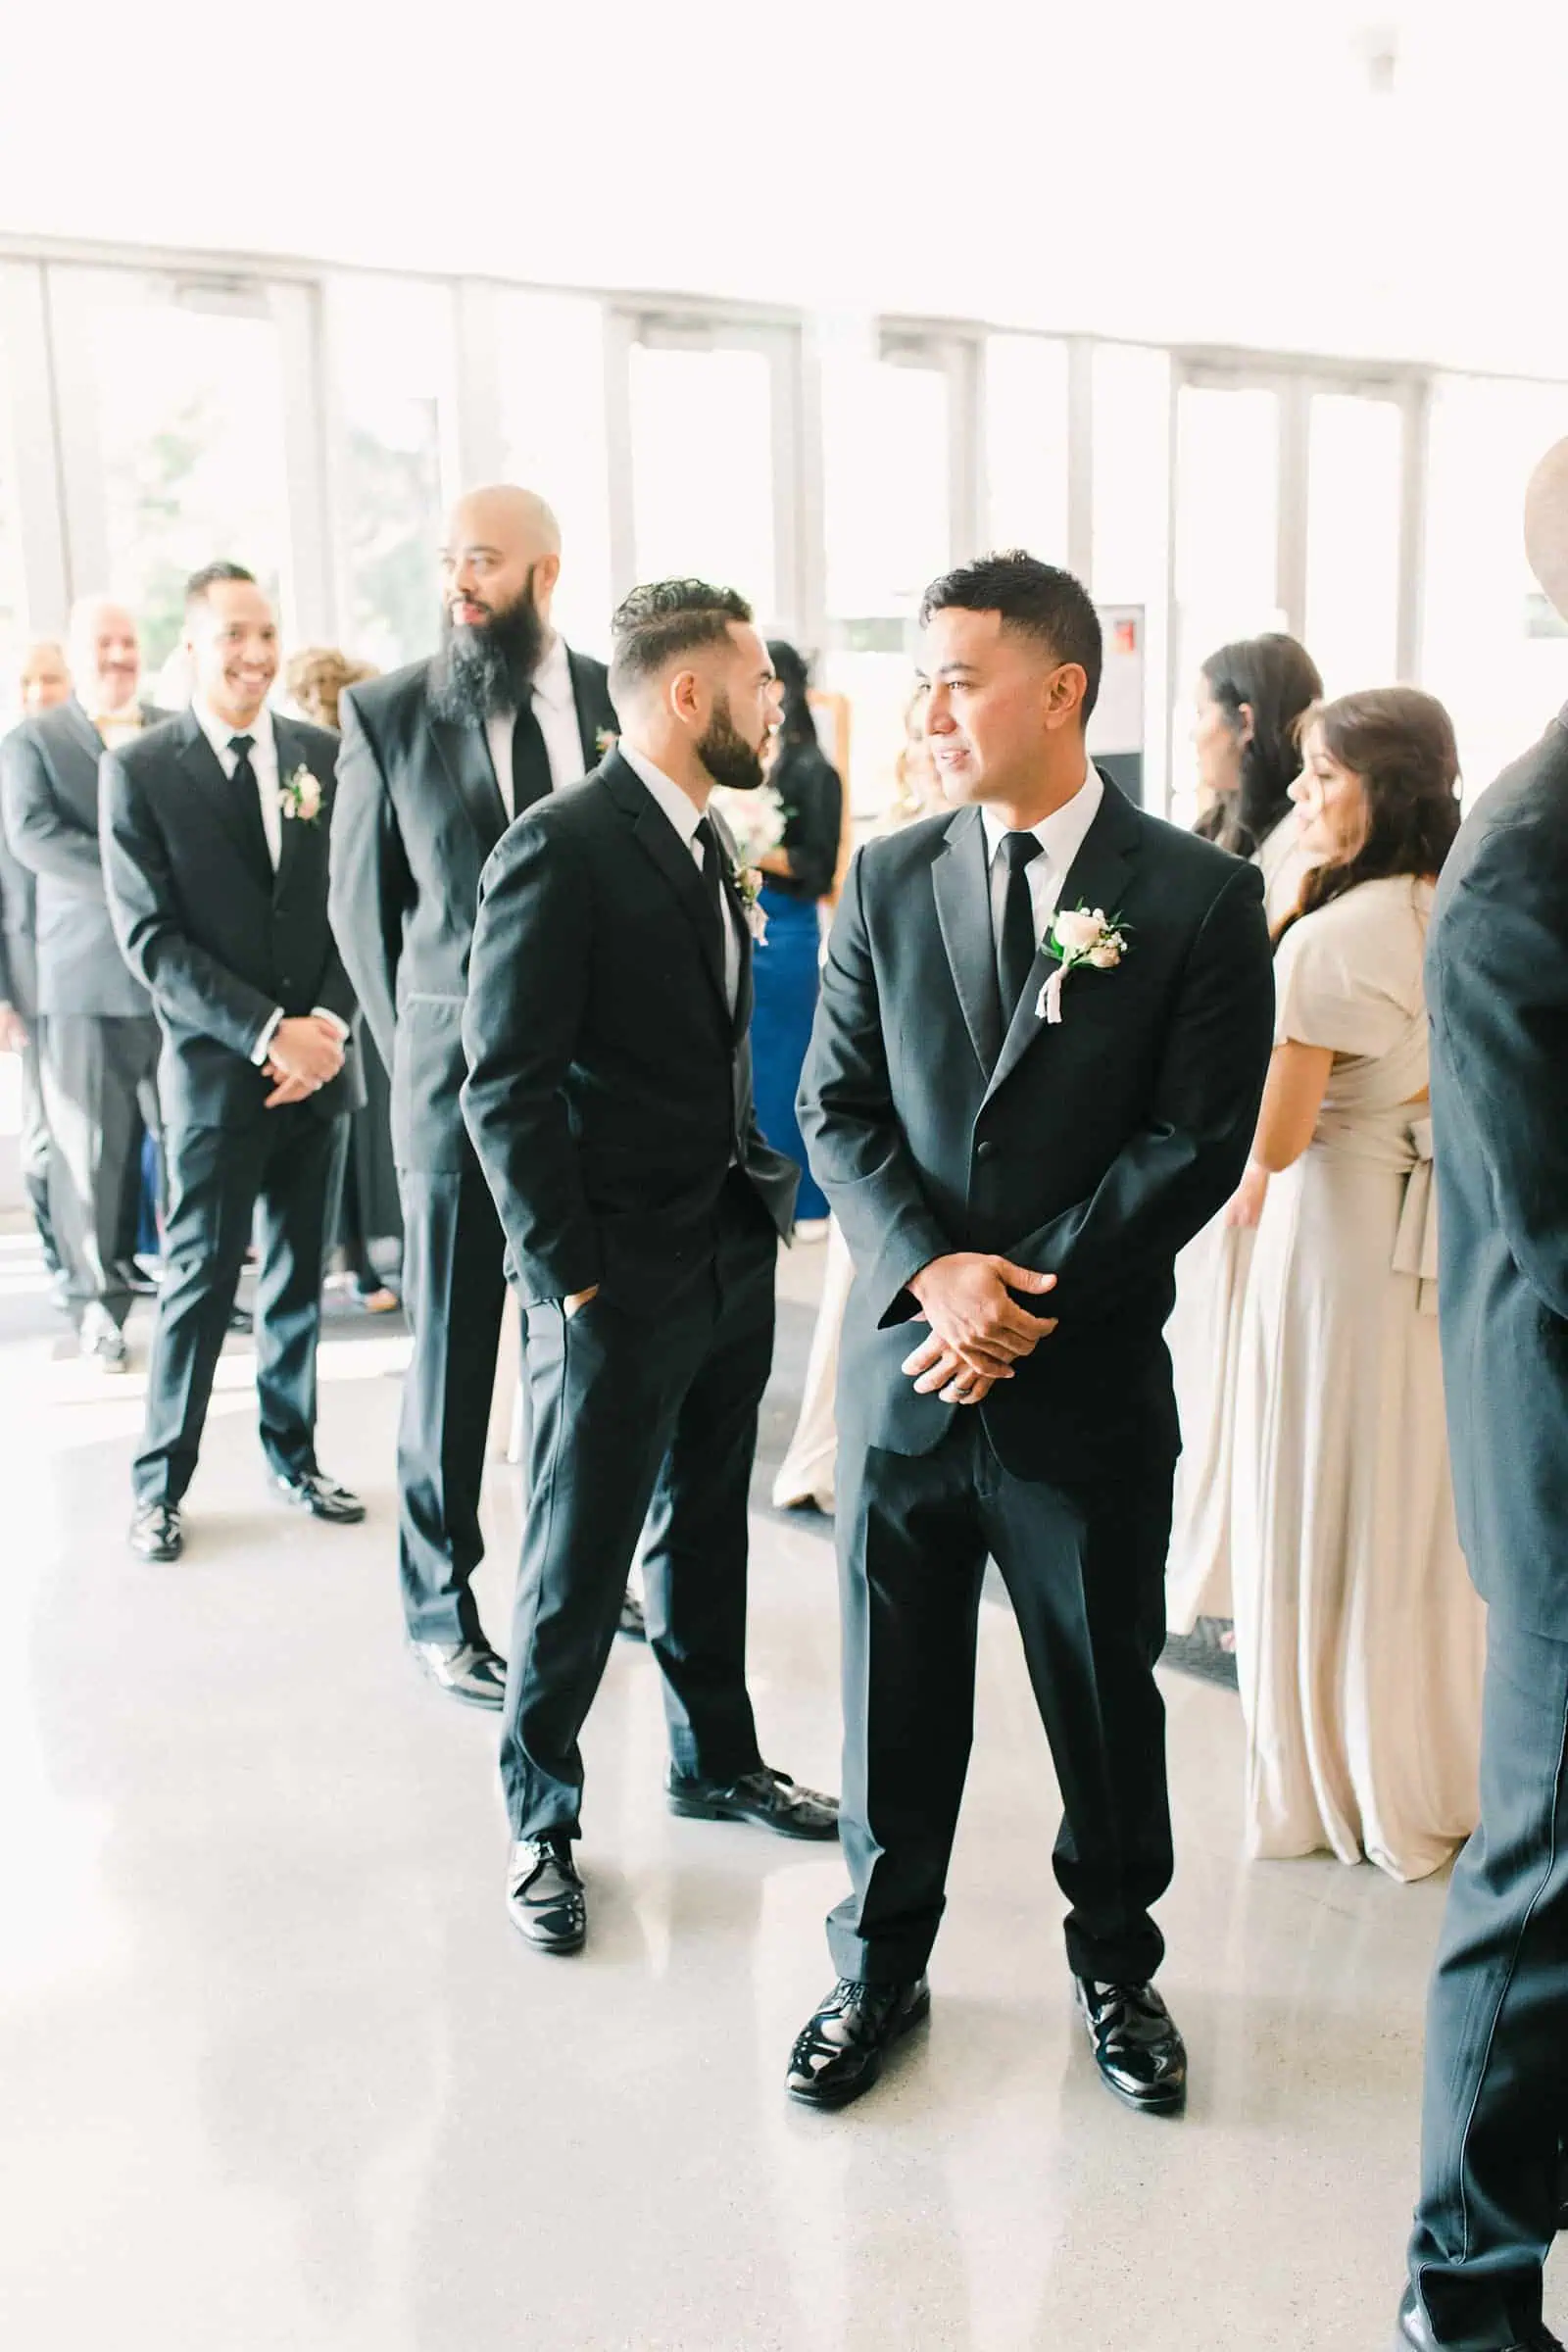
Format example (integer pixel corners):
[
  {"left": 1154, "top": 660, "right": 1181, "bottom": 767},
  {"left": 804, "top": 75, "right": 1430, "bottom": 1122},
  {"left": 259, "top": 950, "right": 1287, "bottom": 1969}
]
[
  {"left": 698, "top": 696, "right": 766, "bottom": 794},
  {"left": 430, "top": 583, "right": 546, "bottom": 724}
]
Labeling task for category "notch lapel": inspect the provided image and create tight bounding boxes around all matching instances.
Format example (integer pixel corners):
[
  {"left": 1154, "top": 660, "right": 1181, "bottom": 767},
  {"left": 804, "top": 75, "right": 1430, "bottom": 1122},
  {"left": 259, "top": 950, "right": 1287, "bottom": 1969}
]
[
  {"left": 931, "top": 806, "right": 1002, "bottom": 1078},
  {"left": 176, "top": 708, "right": 271, "bottom": 883},
  {"left": 982, "top": 776, "right": 1142, "bottom": 1105},
  {"left": 271, "top": 716, "right": 314, "bottom": 903},
  {"left": 567, "top": 648, "right": 609, "bottom": 775},
  {"left": 429, "top": 707, "right": 508, "bottom": 851},
  {"left": 601, "top": 754, "right": 730, "bottom": 1024}
]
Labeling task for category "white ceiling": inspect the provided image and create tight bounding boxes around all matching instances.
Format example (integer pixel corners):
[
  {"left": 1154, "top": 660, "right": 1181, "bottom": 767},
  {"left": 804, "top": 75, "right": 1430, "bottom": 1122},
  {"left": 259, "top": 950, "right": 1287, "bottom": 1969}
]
[{"left": 3, "top": 0, "right": 1563, "bottom": 375}]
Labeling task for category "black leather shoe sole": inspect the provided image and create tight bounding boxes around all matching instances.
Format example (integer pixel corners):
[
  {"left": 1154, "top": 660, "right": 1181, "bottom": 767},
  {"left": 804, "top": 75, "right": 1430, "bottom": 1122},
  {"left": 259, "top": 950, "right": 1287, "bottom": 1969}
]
[
  {"left": 508, "top": 1906, "right": 586, "bottom": 1955},
  {"left": 667, "top": 1788, "right": 839, "bottom": 1840},
  {"left": 788, "top": 1984, "right": 931, "bottom": 2110}
]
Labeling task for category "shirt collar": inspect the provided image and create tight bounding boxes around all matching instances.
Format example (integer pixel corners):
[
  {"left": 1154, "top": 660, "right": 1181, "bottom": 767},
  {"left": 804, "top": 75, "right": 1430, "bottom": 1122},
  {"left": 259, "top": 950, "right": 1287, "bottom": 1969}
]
[
  {"left": 193, "top": 697, "right": 274, "bottom": 763},
  {"left": 529, "top": 631, "right": 573, "bottom": 711},
  {"left": 617, "top": 740, "right": 704, "bottom": 849},
  {"left": 979, "top": 762, "right": 1102, "bottom": 867}
]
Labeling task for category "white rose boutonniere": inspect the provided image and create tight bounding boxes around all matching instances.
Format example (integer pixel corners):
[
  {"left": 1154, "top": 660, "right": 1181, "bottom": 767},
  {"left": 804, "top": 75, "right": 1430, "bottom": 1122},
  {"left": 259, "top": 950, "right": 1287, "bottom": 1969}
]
[
  {"left": 1037, "top": 904, "right": 1130, "bottom": 1025},
  {"left": 280, "top": 764, "right": 323, "bottom": 824},
  {"left": 732, "top": 859, "right": 769, "bottom": 946}
]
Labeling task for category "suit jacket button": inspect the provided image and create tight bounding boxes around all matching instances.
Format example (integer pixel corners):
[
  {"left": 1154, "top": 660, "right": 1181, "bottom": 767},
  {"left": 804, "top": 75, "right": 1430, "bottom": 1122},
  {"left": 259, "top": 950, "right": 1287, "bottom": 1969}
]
[{"left": 975, "top": 1139, "right": 998, "bottom": 1162}]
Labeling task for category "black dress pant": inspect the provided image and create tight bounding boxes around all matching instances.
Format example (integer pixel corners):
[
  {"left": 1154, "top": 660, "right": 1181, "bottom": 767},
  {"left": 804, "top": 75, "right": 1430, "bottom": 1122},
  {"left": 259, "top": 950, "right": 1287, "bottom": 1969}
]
[
  {"left": 1406, "top": 1610, "right": 1568, "bottom": 2349},
  {"left": 395, "top": 1153, "right": 509, "bottom": 1647},
  {"left": 18, "top": 1036, "right": 61, "bottom": 1276},
  {"left": 133, "top": 1106, "right": 349, "bottom": 1505},
  {"left": 499, "top": 1174, "right": 776, "bottom": 1841},
  {"left": 38, "top": 1012, "right": 161, "bottom": 1332},
  {"left": 828, "top": 1415, "right": 1175, "bottom": 1987}
]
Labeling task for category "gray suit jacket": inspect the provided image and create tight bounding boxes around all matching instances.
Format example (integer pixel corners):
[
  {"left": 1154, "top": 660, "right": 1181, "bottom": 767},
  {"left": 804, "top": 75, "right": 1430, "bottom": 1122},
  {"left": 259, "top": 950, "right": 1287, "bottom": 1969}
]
[
  {"left": 1427, "top": 704, "right": 1568, "bottom": 1639},
  {"left": 0, "top": 740, "right": 37, "bottom": 1017},
  {"left": 0, "top": 699, "right": 161, "bottom": 1016}
]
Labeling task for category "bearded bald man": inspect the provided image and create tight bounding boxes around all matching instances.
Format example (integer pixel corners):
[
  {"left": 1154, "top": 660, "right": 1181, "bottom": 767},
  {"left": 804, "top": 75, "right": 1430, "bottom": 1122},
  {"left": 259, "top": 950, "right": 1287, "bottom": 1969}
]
[{"left": 330, "top": 485, "right": 627, "bottom": 1711}]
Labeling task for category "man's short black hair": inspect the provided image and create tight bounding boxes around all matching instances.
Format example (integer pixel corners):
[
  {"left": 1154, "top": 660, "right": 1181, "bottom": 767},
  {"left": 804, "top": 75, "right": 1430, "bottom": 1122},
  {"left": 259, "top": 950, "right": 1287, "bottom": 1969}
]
[
  {"left": 920, "top": 550, "right": 1102, "bottom": 720},
  {"left": 184, "top": 561, "right": 257, "bottom": 616},
  {"left": 609, "top": 578, "right": 754, "bottom": 702}
]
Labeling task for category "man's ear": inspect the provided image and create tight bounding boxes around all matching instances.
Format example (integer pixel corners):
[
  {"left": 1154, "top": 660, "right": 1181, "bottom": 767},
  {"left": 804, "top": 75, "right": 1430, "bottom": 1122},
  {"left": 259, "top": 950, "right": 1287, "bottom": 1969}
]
[{"left": 669, "top": 666, "right": 703, "bottom": 726}]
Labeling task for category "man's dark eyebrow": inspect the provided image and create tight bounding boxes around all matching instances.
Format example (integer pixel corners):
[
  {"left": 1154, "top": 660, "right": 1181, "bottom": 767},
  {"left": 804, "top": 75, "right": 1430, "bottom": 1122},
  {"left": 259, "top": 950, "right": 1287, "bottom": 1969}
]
[{"left": 934, "top": 662, "right": 980, "bottom": 680}]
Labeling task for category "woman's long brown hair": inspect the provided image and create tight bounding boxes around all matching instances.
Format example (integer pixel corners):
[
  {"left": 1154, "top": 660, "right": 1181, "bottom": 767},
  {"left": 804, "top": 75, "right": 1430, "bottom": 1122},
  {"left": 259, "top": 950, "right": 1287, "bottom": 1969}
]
[{"left": 1274, "top": 687, "right": 1462, "bottom": 946}]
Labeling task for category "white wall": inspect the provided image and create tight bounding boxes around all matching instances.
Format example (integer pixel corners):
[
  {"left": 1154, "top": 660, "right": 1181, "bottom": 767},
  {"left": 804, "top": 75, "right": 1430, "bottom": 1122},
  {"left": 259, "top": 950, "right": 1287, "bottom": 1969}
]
[{"left": 3, "top": 0, "right": 1566, "bottom": 376}]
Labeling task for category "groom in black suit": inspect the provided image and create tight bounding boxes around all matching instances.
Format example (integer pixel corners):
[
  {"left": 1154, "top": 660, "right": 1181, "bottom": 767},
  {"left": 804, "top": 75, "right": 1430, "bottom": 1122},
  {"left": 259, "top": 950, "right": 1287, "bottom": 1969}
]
[
  {"left": 462, "top": 579, "right": 837, "bottom": 1957},
  {"left": 786, "top": 552, "right": 1274, "bottom": 2111},
  {"left": 330, "top": 486, "right": 629, "bottom": 1712},
  {"left": 102, "top": 564, "right": 366, "bottom": 1563}
]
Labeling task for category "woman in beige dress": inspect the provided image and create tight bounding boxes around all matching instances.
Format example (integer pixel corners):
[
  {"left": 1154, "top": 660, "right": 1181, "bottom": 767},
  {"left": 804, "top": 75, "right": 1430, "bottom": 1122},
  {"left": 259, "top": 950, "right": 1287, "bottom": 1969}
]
[
  {"left": 772, "top": 690, "right": 944, "bottom": 1513},
  {"left": 1231, "top": 688, "right": 1484, "bottom": 1882},
  {"left": 1166, "top": 635, "right": 1322, "bottom": 1635}
]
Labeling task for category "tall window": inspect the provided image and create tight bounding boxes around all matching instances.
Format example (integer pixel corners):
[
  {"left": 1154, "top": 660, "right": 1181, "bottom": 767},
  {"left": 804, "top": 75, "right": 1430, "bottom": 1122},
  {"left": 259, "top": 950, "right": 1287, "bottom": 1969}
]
[
  {"left": 329, "top": 277, "right": 453, "bottom": 673},
  {"left": 497, "top": 292, "right": 613, "bottom": 657}
]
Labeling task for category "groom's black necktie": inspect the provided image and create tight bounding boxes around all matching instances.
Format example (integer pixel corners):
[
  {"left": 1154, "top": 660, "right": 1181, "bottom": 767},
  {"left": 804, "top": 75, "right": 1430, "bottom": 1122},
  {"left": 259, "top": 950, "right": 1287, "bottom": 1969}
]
[
  {"left": 693, "top": 815, "right": 728, "bottom": 950},
  {"left": 996, "top": 831, "right": 1045, "bottom": 1031},
  {"left": 510, "top": 700, "right": 555, "bottom": 818}
]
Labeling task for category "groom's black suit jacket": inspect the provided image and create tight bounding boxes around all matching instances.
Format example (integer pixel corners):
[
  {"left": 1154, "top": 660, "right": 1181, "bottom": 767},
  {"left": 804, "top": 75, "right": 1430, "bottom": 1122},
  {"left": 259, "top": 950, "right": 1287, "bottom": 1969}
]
[
  {"left": 461, "top": 749, "right": 799, "bottom": 1313},
  {"left": 100, "top": 708, "right": 362, "bottom": 1129},
  {"left": 799, "top": 777, "right": 1275, "bottom": 1481},
  {"left": 330, "top": 649, "right": 617, "bottom": 1173}
]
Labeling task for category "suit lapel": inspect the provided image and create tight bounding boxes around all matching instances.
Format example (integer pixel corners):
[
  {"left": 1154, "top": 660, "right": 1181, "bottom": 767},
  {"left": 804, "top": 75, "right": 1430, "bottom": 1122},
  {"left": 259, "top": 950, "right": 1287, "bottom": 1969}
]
[
  {"left": 567, "top": 648, "right": 609, "bottom": 776},
  {"left": 175, "top": 708, "right": 271, "bottom": 882},
  {"left": 601, "top": 753, "right": 730, "bottom": 1024},
  {"left": 271, "top": 715, "right": 315, "bottom": 903},
  {"left": 983, "top": 775, "right": 1142, "bottom": 1105},
  {"left": 64, "top": 699, "right": 104, "bottom": 765},
  {"left": 429, "top": 701, "right": 508, "bottom": 851},
  {"left": 931, "top": 806, "right": 1002, "bottom": 1078}
]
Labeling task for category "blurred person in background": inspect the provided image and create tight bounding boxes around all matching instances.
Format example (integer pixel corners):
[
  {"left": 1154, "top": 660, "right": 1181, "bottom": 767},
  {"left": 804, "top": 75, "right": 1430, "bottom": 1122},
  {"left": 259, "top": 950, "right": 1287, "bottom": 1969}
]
[
  {"left": 745, "top": 640, "right": 843, "bottom": 1238},
  {"left": 331, "top": 485, "right": 631, "bottom": 1713},
  {"left": 0, "top": 637, "right": 73, "bottom": 1292},
  {"left": 1229, "top": 687, "right": 1481, "bottom": 1884},
  {"left": 0, "top": 599, "right": 166, "bottom": 1371},
  {"left": 286, "top": 647, "right": 400, "bottom": 1316},
  {"left": 773, "top": 685, "right": 942, "bottom": 1514},
  {"left": 1395, "top": 440, "right": 1568, "bottom": 2352},
  {"left": 103, "top": 564, "right": 364, "bottom": 1565},
  {"left": 1165, "top": 632, "right": 1323, "bottom": 1643}
]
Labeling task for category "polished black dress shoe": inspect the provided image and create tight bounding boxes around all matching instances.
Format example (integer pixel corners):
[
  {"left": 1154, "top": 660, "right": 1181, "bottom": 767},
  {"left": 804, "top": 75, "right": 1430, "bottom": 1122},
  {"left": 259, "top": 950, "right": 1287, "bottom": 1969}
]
[
  {"left": 617, "top": 1588, "right": 647, "bottom": 1641},
  {"left": 411, "top": 1639, "right": 507, "bottom": 1709},
  {"left": 506, "top": 1837, "right": 586, "bottom": 1953},
  {"left": 1074, "top": 1977, "right": 1187, "bottom": 2113},
  {"left": 1394, "top": 2283, "right": 1563, "bottom": 2349},
  {"left": 273, "top": 1471, "right": 366, "bottom": 1524},
  {"left": 128, "top": 1501, "right": 183, "bottom": 1562},
  {"left": 112, "top": 1256, "right": 161, "bottom": 1298},
  {"left": 667, "top": 1764, "right": 839, "bottom": 1840},
  {"left": 786, "top": 1976, "right": 930, "bottom": 2108}
]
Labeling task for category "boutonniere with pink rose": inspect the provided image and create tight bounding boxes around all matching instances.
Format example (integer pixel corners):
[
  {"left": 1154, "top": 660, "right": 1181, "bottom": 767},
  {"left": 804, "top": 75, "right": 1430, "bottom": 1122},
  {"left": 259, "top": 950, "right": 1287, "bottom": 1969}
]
[
  {"left": 279, "top": 764, "right": 323, "bottom": 824},
  {"left": 1036, "top": 904, "right": 1130, "bottom": 1025},
  {"left": 731, "top": 858, "right": 769, "bottom": 946}
]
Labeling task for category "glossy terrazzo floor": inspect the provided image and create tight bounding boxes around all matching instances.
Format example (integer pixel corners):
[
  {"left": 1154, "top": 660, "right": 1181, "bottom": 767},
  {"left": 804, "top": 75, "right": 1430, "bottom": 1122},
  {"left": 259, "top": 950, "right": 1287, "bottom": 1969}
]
[{"left": 2, "top": 1227, "right": 1555, "bottom": 2352}]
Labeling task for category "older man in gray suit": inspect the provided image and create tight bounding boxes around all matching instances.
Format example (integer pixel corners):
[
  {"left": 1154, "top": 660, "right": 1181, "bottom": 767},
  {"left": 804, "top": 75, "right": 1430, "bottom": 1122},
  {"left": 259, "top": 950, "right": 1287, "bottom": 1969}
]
[
  {"left": 1394, "top": 441, "right": 1568, "bottom": 2352},
  {"left": 0, "top": 599, "right": 165, "bottom": 1371}
]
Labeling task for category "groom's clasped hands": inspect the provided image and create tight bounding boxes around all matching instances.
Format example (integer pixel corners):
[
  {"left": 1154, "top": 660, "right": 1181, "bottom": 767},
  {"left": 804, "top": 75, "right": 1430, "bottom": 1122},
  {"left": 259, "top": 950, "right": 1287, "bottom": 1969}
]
[{"left": 901, "top": 1252, "right": 1058, "bottom": 1405}]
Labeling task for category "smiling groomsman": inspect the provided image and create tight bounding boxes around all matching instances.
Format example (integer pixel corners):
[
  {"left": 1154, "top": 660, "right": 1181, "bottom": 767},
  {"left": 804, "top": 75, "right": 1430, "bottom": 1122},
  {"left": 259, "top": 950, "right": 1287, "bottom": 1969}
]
[{"left": 101, "top": 564, "right": 365, "bottom": 1563}]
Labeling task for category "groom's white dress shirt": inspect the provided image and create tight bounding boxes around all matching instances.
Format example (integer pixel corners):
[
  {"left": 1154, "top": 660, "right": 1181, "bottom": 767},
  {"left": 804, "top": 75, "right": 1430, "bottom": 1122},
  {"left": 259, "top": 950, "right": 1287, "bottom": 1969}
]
[{"left": 979, "top": 762, "right": 1103, "bottom": 954}]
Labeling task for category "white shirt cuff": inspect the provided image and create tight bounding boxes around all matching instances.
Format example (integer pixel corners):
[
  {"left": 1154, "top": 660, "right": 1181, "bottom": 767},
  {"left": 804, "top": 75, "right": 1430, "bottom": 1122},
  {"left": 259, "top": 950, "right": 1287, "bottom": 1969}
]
[
  {"left": 312, "top": 1007, "right": 351, "bottom": 1041},
  {"left": 251, "top": 1007, "right": 284, "bottom": 1067}
]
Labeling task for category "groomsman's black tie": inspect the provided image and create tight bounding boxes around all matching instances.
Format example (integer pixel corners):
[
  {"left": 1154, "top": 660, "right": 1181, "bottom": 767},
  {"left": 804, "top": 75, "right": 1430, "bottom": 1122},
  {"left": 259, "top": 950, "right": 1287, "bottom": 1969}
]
[
  {"left": 693, "top": 814, "right": 728, "bottom": 952},
  {"left": 996, "top": 830, "right": 1045, "bottom": 1029},
  {"left": 226, "top": 733, "right": 274, "bottom": 877},
  {"left": 510, "top": 699, "right": 555, "bottom": 817}
]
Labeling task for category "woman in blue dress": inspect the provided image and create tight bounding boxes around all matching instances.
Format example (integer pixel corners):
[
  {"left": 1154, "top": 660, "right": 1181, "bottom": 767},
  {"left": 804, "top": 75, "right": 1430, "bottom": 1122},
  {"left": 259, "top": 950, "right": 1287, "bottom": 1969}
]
[{"left": 749, "top": 641, "right": 844, "bottom": 1231}]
